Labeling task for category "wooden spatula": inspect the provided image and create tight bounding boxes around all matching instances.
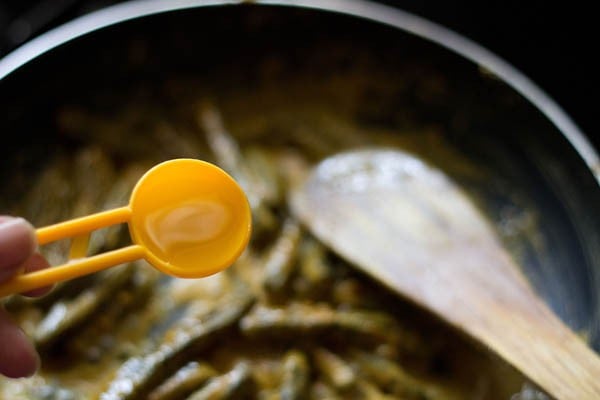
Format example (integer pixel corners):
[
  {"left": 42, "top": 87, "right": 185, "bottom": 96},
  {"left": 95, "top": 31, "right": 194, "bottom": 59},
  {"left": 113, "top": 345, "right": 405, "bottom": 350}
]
[{"left": 290, "top": 149, "right": 600, "bottom": 400}]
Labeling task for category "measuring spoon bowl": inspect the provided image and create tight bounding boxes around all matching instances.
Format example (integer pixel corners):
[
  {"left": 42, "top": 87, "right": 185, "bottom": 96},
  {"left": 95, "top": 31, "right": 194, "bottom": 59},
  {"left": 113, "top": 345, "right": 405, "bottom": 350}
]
[{"left": 129, "top": 158, "right": 252, "bottom": 278}]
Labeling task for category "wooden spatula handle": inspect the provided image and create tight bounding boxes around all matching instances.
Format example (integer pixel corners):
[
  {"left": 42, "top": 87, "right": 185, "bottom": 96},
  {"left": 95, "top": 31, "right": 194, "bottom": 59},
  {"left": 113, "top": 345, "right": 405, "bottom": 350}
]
[
  {"left": 292, "top": 149, "right": 600, "bottom": 400},
  {"left": 448, "top": 255, "right": 600, "bottom": 400}
]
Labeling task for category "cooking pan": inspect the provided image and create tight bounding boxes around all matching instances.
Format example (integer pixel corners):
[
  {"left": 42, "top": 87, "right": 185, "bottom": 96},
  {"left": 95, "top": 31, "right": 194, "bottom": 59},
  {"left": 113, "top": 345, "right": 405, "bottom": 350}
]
[{"left": 0, "top": 0, "right": 599, "bottom": 397}]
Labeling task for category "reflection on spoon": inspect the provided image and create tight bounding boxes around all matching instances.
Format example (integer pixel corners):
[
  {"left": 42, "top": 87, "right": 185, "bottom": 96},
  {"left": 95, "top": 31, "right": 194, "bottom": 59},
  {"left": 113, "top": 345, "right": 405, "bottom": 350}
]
[{"left": 145, "top": 200, "right": 231, "bottom": 257}]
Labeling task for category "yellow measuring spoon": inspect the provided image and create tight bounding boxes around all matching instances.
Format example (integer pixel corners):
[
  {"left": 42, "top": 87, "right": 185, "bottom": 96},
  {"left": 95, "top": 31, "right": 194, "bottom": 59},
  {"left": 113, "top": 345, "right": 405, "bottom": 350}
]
[{"left": 0, "top": 158, "right": 252, "bottom": 298}]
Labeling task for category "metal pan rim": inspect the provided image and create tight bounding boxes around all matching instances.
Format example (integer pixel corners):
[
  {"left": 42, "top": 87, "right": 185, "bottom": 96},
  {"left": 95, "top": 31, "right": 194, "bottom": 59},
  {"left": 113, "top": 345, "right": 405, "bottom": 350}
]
[{"left": 0, "top": 0, "right": 598, "bottom": 184}]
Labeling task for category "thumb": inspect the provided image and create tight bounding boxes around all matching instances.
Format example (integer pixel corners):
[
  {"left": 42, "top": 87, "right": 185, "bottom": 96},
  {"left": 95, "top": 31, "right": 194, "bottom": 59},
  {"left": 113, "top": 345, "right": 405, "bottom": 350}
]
[{"left": 0, "top": 217, "right": 37, "bottom": 283}]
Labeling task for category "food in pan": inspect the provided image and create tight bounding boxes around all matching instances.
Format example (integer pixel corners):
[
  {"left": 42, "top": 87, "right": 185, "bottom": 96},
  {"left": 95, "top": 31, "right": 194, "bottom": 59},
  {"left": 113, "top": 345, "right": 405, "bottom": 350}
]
[{"left": 0, "top": 71, "right": 526, "bottom": 399}]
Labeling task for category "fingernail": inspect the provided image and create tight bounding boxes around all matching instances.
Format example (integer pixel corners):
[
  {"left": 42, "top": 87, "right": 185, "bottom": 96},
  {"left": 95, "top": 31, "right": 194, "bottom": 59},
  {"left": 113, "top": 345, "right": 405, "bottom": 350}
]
[
  {"left": 0, "top": 218, "right": 37, "bottom": 279},
  {"left": 0, "top": 217, "right": 36, "bottom": 247}
]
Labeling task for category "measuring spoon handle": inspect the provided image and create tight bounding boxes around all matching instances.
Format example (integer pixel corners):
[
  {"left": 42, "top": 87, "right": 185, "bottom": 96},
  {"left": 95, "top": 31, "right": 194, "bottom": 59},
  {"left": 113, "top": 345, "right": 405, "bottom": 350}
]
[
  {"left": 37, "top": 207, "right": 131, "bottom": 244},
  {"left": 0, "top": 245, "right": 145, "bottom": 297},
  {"left": 0, "top": 206, "right": 138, "bottom": 297}
]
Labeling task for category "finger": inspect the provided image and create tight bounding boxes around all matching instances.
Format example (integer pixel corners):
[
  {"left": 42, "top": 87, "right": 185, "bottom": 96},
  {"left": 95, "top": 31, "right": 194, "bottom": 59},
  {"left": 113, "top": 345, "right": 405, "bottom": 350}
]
[
  {"left": 0, "top": 307, "right": 39, "bottom": 378},
  {"left": 21, "top": 253, "right": 53, "bottom": 297},
  {"left": 0, "top": 217, "right": 37, "bottom": 282}
]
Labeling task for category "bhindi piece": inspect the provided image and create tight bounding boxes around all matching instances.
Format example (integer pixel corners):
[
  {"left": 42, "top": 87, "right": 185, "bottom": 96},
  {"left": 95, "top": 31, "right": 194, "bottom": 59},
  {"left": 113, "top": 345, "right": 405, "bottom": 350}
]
[
  {"left": 349, "top": 350, "right": 463, "bottom": 400},
  {"left": 262, "top": 218, "right": 302, "bottom": 303},
  {"left": 280, "top": 350, "right": 310, "bottom": 400},
  {"left": 308, "top": 380, "right": 342, "bottom": 400},
  {"left": 149, "top": 362, "right": 217, "bottom": 400},
  {"left": 68, "top": 264, "right": 160, "bottom": 361},
  {"left": 354, "top": 381, "right": 400, "bottom": 400},
  {"left": 312, "top": 348, "right": 355, "bottom": 390},
  {"left": 197, "top": 103, "right": 259, "bottom": 206},
  {"left": 34, "top": 263, "right": 135, "bottom": 350},
  {"left": 294, "top": 238, "right": 333, "bottom": 300},
  {"left": 198, "top": 103, "right": 277, "bottom": 235},
  {"left": 240, "top": 302, "right": 401, "bottom": 347},
  {"left": 243, "top": 146, "right": 284, "bottom": 206},
  {"left": 186, "top": 361, "right": 255, "bottom": 400},
  {"left": 25, "top": 383, "right": 78, "bottom": 400},
  {"left": 100, "top": 285, "right": 255, "bottom": 400}
]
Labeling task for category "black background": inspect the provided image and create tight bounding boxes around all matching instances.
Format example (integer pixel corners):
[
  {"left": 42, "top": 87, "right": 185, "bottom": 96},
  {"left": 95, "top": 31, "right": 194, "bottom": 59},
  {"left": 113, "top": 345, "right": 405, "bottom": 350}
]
[
  {"left": 383, "top": 1, "right": 598, "bottom": 153},
  {"left": 1, "top": 1, "right": 597, "bottom": 153}
]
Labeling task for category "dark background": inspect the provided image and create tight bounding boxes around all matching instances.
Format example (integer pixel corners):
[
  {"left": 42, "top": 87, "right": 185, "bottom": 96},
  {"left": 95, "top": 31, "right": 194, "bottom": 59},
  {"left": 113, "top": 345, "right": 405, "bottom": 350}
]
[{"left": 1, "top": 1, "right": 597, "bottom": 153}]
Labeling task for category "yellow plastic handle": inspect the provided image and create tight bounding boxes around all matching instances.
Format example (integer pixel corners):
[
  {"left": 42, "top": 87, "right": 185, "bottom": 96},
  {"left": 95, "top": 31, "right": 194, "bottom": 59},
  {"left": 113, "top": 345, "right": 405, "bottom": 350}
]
[
  {"left": 0, "top": 158, "right": 253, "bottom": 297},
  {"left": 36, "top": 207, "right": 130, "bottom": 245},
  {"left": 0, "top": 207, "right": 143, "bottom": 298}
]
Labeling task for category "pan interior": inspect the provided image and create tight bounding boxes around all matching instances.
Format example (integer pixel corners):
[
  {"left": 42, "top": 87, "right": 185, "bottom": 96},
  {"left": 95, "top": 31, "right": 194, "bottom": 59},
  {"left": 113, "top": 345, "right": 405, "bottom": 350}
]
[{"left": 0, "top": 3, "right": 598, "bottom": 397}]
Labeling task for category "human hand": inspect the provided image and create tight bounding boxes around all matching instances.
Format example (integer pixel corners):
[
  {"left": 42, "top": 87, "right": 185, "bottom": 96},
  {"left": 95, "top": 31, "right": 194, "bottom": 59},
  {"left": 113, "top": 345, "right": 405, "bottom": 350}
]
[{"left": 0, "top": 216, "right": 52, "bottom": 378}]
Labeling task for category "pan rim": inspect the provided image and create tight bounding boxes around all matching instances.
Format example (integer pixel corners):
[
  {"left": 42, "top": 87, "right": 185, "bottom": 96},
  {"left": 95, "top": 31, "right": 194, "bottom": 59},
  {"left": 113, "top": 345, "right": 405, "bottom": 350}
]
[{"left": 0, "top": 0, "right": 598, "bottom": 184}]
